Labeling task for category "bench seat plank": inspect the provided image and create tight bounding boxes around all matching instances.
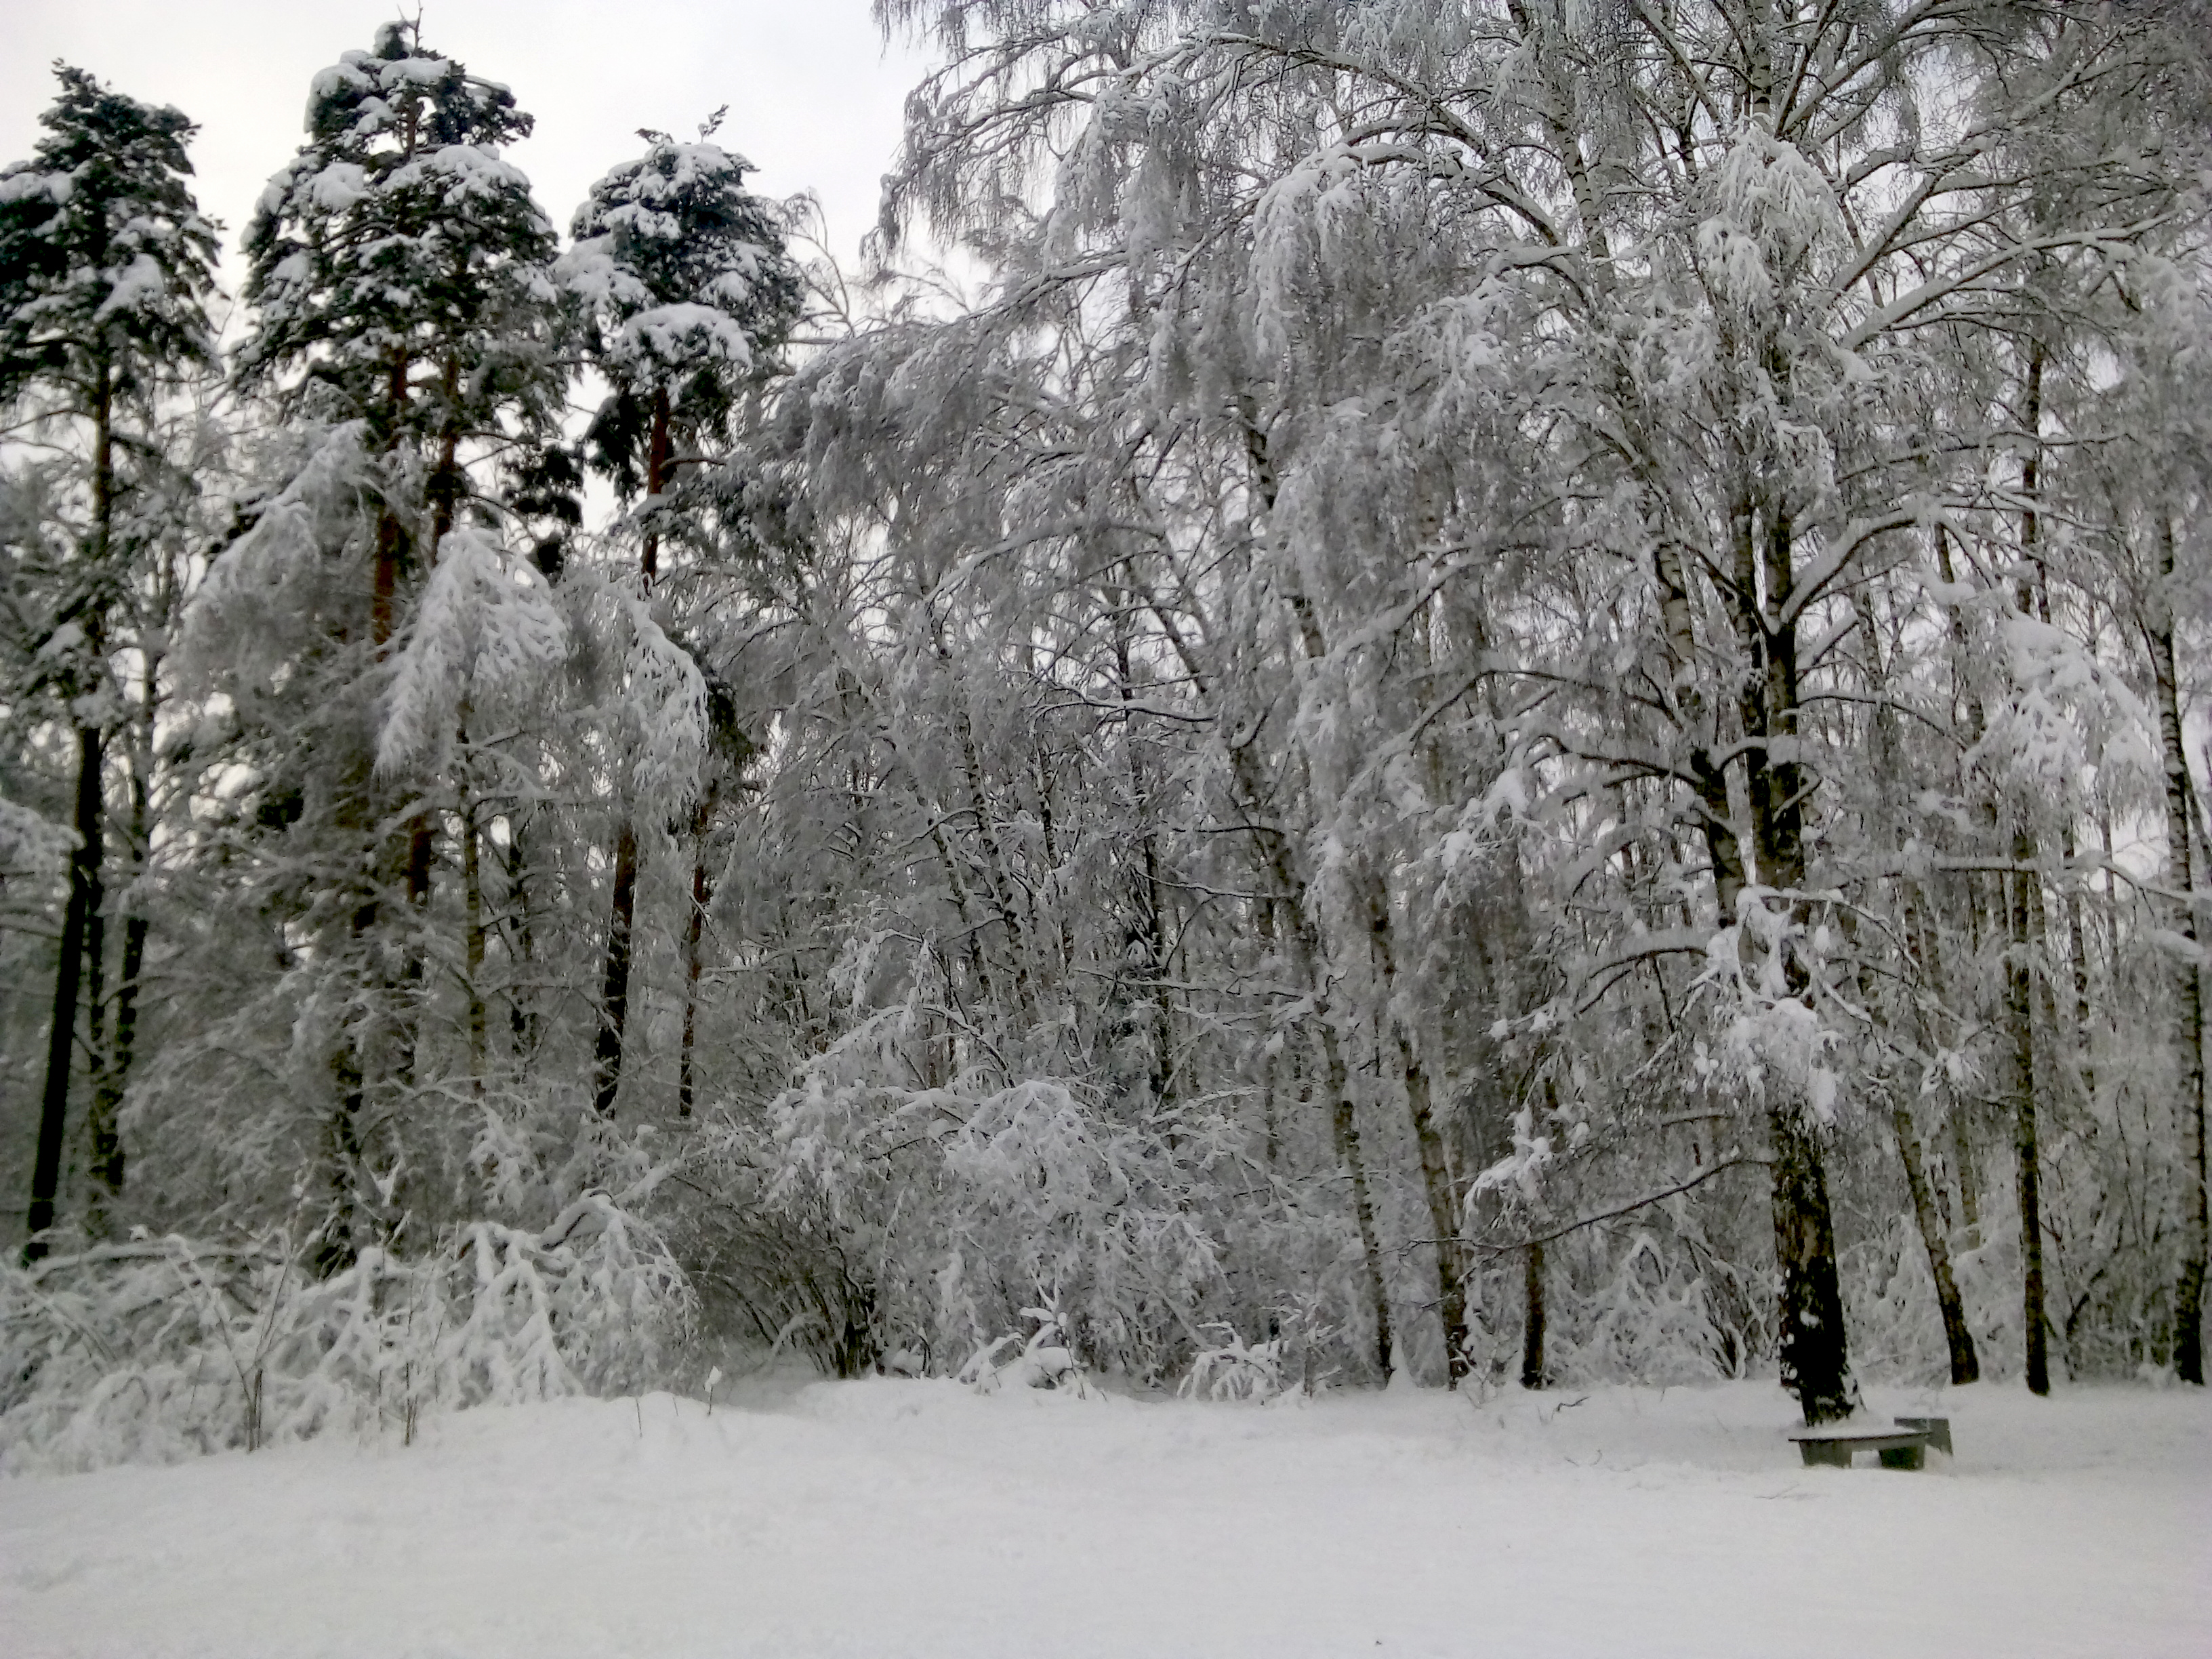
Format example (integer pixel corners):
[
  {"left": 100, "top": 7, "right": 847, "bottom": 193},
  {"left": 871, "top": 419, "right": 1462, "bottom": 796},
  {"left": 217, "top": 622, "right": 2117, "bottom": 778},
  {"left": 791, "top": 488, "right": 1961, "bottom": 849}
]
[{"left": 1786, "top": 1424, "right": 1935, "bottom": 1470}]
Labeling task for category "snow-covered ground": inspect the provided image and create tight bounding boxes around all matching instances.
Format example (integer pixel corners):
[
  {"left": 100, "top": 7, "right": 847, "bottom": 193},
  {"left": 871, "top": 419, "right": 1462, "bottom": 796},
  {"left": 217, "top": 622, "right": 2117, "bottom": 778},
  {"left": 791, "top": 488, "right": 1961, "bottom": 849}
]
[{"left": 3, "top": 1374, "right": 2205, "bottom": 1658}]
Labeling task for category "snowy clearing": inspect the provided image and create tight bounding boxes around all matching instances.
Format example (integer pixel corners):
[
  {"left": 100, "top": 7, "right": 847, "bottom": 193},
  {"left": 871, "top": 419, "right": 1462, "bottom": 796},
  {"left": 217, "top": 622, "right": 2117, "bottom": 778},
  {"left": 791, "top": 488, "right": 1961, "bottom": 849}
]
[{"left": 3, "top": 1378, "right": 2206, "bottom": 1658}]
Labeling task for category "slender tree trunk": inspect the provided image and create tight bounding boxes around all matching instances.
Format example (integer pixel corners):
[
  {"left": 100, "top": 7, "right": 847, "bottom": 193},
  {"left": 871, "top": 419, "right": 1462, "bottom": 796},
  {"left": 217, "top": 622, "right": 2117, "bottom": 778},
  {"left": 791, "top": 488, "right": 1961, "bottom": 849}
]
[
  {"left": 642, "top": 386, "right": 671, "bottom": 587},
  {"left": 1521, "top": 1239, "right": 1547, "bottom": 1390},
  {"left": 1365, "top": 869, "right": 1466, "bottom": 1386},
  {"left": 81, "top": 793, "right": 106, "bottom": 1200},
  {"left": 462, "top": 791, "right": 487, "bottom": 1097},
  {"left": 1114, "top": 617, "right": 1173, "bottom": 1109},
  {"left": 678, "top": 793, "right": 714, "bottom": 1119},
  {"left": 592, "top": 388, "right": 676, "bottom": 1115},
  {"left": 27, "top": 361, "right": 115, "bottom": 1261},
  {"left": 1901, "top": 893, "right": 1981, "bottom": 1377},
  {"left": 2150, "top": 516, "right": 2207, "bottom": 1385},
  {"left": 324, "top": 346, "right": 413, "bottom": 1271},
  {"left": 1895, "top": 1099, "right": 1980, "bottom": 1383},
  {"left": 1403, "top": 1040, "right": 1468, "bottom": 1385},
  {"left": 87, "top": 637, "right": 156, "bottom": 1224},
  {"left": 396, "top": 356, "right": 466, "bottom": 1084},
  {"left": 1320, "top": 1021, "right": 1392, "bottom": 1383},
  {"left": 506, "top": 810, "right": 538, "bottom": 1058},
  {"left": 593, "top": 822, "right": 640, "bottom": 1118},
  {"left": 397, "top": 813, "right": 432, "bottom": 1088},
  {"left": 24, "top": 724, "right": 104, "bottom": 1263},
  {"left": 1242, "top": 410, "right": 1393, "bottom": 1382},
  {"left": 2008, "top": 856, "right": 2050, "bottom": 1395},
  {"left": 316, "top": 1017, "right": 368, "bottom": 1278},
  {"left": 2004, "top": 341, "right": 2052, "bottom": 1396}
]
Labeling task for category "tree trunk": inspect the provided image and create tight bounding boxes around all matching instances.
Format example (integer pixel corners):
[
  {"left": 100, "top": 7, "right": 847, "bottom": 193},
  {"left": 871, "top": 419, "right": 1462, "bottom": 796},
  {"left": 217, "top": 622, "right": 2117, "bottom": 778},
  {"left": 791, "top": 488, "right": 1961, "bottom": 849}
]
[
  {"left": 86, "top": 640, "right": 156, "bottom": 1227},
  {"left": 592, "top": 821, "right": 640, "bottom": 1117},
  {"left": 1893, "top": 1099, "right": 1980, "bottom": 1383},
  {"left": 592, "top": 388, "right": 677, "bottom": 1116},
  {"left": 462, "top": 791, "right": 487, "bottom": 1097},
  {"left": 506, "top": 810, "right": 537, "bottom": 1057},
  {"left": 1320, "top": 1021, "right": 1392, "bottom": 1384},
  {"left": 1521, "top": 1238, "right": 1547, "bottom": 1390},
  {"left": 24, "top": 723, "right": 104, "bottom": 1263},
  {"left": 1403, "top": 1039, "right": 1469, "bottom": 1385},
  {"left": 397, "top": 813, "right": 433, "bottom": 1087},
  {"left": 81, "top": 789, "right": 106, "bottom": 1208},
  {"left": 679, "top": 796, "right": 712, "bottom": 1119},
  {"left": 1240, "top": 411, "right": 1393, "bottom": 1383},
  {"left": 2008, "top": 856, "right": 2051, "bottom": 1395},
  {"left": 1769, "top": 1099, "right": 1856, "bottom": 1421},
  {"left": 2151, "top": 515, "right": 2207, "bottom": 1385},
  {"left": 642, "top": 386, "right": 671, "bottom": 587},
  {"left": 1723, "top": 475, "right": 1856, "bottom": 1425},
  {"left": 2007, "top": 340, "right": 2052, "bottom": 1396},
  {"left": 1363, "top": 867, "right": 1466, "bottom": 1385},
  {"left": 316, "top": 1023, "right": 368, "bottom": 1279}
]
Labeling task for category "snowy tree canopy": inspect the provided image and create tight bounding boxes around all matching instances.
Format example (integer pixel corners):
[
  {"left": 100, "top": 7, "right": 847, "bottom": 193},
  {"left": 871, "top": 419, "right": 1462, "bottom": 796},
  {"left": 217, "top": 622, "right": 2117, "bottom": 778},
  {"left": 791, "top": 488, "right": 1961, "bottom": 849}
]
[{"left": 5, "top": 3, "right": 2212, "bottom": 1482}]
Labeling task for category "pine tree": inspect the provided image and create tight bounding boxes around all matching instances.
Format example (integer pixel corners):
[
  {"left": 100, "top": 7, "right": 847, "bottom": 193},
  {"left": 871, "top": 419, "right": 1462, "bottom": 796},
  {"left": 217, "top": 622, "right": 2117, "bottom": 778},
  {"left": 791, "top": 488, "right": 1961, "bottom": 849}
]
[
  {"left": 214, "top": 20, "right": 567, "bottom": 1269},
  {"left": 0, "top": 63, "right": 217, "bottom": 1260},
  {"left": 561, "top": 120, "right": 801, "bottom": 1116}
]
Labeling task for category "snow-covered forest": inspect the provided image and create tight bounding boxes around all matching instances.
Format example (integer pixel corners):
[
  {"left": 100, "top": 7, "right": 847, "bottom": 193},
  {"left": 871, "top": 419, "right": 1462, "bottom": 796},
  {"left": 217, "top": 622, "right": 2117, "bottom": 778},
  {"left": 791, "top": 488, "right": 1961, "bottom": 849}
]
[{"left": 4, "top": 0, "right": 2211, "bottom": 1476}]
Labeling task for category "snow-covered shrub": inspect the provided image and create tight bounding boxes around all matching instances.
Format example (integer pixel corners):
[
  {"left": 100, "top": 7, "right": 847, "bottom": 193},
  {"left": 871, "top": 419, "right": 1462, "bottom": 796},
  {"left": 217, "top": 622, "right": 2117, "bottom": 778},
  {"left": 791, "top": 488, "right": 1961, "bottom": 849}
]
[
  {"left": 686, "top": 1000, "right": 1246, "bottom": 1385},
  {"left": 956, "top": 1305, "right": 1092, "bottom": 1397},
  {"left": 1542, "top": 1225, "right": 1767, "bottom": 1388},
  {"left": 0, "top": 1208, "right": 691, "bottom": 1474},
  {"left": 1179, "top": 1324, "right": 1287, "bottom": 1403}
]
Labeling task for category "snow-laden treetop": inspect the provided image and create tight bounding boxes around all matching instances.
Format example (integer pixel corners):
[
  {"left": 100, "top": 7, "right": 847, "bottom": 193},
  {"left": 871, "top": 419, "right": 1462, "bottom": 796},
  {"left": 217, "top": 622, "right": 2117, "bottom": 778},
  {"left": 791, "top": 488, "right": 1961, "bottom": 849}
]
[
  {"left": 238, "top": 20, "right": 559, "bottom": 441},
  {"left": 561, "top": 128, "right": 802, "bottom": 499},
  {"left": 0, "top": 64, "right": 218, "bottom": 405}
]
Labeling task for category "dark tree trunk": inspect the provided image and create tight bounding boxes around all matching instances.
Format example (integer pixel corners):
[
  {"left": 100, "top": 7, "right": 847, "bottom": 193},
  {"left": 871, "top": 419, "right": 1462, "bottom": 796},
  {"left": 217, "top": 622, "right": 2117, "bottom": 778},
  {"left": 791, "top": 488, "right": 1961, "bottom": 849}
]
[
  {"left": 1364, "top": 868, "right": 1466, "bottom": 1386},
  {"left": 1404, "top": 1041, "right": 1469, "bottom": 1385},
  {"left": 1520, "top": 1239, "right": 1547, "bottom": 1390},
  {"left": 28, "top": 362, "right": 117, "bottom": 1258},
  {"left": 593, "top": 822, "right": 640, "bottom": 1117},
  {"left": 592, "top": 388, "right": 677, "bottom": 1117},
  {"left": 2007, "top": 340, "right": 2052, "bottom": 1397},
  {"left": 642, "top": 386, "right": 671, "bottom": 586},
  {"left": 81, "top": 797, "right": 106, "bottom": 1214},
  {"left": 1723, "top": 478, "right": 1856, "bottom": 1425},
  {"left": 1894, "top": 1100, "right": 1980, "bottom": 1383},
  {"left": 2151, "top": 516, "right": 2207, "bottom": 1385},
  {"left": 87, "top": 650, "right": 155, "bottom": 1225},
  {"left": 396, "top": 813, "right": 433, "bottom": 1087},
  {"left": 371, "top": 501, "right": 404, "bottom": 645},
  {"left": 506, "top": 808, "right": 537, "bottom": 1057},
  {"left": 678, "top": 795, "right": 712, "bottom": 1119},
  {"left": 24, "top": 724, "right": 104, "bottom": 1263},
  {"left": 462, "top": 790, "right": 486, "bottom": 1095},
  {"left": 1322, "top": 1021, "right": 1392, "bottom": 1384},
  {"left": 2008, "top": 858, "right": 2051, "bottom": 1395},
  {"left": 316, "top": 1027, "right": 368, "bottom": 1279},
  {"left": 329, "top": 348, "right": 413, "bottom": 1258},
  {"left": 1769, "top": 1101, "right": 1856, "bottom": 1421},
  {"left": 89, "top": 910, "right": 145, "bottom": 1200}
]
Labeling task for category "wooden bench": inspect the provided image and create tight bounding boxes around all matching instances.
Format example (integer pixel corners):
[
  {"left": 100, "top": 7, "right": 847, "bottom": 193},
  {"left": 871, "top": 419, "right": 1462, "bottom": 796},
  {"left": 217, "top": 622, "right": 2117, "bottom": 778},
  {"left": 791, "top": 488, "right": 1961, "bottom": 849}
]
[{"left": 1788, "top": 1416, "right": 1952, "bottom": 1470}]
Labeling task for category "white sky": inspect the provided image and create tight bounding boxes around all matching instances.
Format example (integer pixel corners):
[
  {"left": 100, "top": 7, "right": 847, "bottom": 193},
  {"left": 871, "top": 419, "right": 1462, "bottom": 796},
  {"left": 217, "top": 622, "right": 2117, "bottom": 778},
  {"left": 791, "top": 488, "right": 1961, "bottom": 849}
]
[{"left": 0, "top": 1, "right": 935, "bottom": 281}]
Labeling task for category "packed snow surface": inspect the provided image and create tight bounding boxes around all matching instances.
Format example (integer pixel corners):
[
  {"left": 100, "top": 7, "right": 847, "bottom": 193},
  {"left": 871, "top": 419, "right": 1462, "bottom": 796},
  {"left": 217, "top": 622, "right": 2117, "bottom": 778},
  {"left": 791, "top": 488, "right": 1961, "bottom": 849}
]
[{"left": 3, "top": 1376, "right": 2205, "bottom": 1657}]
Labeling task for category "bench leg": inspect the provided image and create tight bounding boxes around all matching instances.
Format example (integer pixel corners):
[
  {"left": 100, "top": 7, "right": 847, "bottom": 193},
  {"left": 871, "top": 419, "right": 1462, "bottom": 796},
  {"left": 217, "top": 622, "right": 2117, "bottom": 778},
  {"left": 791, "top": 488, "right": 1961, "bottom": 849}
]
[
  {"left": 1799, "top": 1440, "right": 1853, "bottom": 1469},
  {"left": 1878, "top": 1443, "right": 1925, "bottom": 1471}
]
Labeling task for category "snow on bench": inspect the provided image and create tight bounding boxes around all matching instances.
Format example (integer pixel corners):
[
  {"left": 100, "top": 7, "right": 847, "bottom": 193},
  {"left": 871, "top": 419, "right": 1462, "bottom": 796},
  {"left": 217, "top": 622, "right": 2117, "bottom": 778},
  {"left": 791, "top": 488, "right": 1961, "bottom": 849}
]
[{"left": 1788, "top": 1416, "right": 1952, "bottom": 1471}]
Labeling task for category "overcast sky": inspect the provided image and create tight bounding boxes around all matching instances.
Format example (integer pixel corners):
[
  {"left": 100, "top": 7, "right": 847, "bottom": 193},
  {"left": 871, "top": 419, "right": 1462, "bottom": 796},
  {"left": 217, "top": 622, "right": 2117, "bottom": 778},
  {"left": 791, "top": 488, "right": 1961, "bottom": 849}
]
[{"left": 0, "top": 1, "right": 933, "bottom": 281}]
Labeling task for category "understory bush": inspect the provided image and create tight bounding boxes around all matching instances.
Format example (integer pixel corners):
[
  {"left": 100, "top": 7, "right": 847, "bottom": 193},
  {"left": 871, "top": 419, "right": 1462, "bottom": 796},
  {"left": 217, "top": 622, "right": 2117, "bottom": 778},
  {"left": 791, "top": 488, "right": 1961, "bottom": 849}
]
[{"left": 0, "top": 1201, "right": 691, "bottom": 1473}]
